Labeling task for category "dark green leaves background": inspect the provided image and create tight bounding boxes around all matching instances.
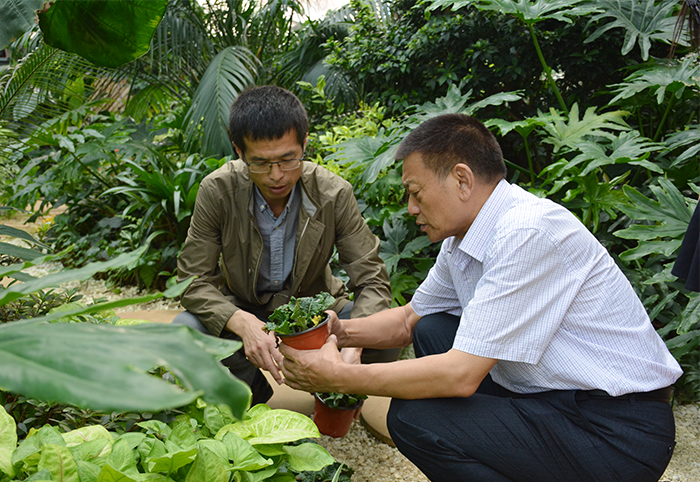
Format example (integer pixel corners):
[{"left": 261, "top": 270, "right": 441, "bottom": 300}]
[{"left": 38, "top": 0, "right": 168, "bottom": 68}]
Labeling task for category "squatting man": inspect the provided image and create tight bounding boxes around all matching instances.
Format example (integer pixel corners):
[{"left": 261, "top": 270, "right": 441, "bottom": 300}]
[{"left": 280, "top": 113, "right": 681, "bottom": 482}]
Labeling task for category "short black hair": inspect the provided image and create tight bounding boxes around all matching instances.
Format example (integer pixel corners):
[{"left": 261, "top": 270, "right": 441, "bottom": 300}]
[
  {"left": 229, "top": 85, "right": 309, "bottom": 154},
  {"left": 395, "top": 114, "right": 506, "bottom": 183}
]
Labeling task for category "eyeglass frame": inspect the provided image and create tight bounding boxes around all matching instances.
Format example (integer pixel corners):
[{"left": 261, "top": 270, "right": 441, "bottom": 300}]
[{"left": 240, "top": 150, "right": 306, "bottom": 174}]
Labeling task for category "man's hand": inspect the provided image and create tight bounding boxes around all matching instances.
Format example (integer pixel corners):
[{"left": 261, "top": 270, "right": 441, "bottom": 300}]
[
  {"left": 326, "top": 311, "right": 348, "bottom": 346},
  {"left": 279, "top": 335, "right": 345, "bottom": 393},
  {"left": 226, "top": 310, "right": 284, "bottom": 384}
]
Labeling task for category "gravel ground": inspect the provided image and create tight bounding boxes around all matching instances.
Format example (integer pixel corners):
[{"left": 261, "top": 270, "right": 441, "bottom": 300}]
[{"left": 7, "top": 256, "right": 700, "bottom": 482}]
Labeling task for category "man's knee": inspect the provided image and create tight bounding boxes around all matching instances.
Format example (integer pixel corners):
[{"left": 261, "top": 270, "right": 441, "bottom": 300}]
[
  {"left": 171, "top": 311, "right": 212, "bottom": 335},
  {"left": 412, "top": 312, "right": 460, "bottom": 357}
]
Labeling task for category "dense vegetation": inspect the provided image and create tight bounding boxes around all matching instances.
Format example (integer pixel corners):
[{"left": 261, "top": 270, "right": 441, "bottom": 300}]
[{"left": 0, "top": 0, "right": 699, "bottom": 479}]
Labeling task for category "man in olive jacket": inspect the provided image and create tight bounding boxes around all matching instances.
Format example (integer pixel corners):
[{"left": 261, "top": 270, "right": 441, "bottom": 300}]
[{"left": 176, "top": 86, "right": 392, "bottom": 404}]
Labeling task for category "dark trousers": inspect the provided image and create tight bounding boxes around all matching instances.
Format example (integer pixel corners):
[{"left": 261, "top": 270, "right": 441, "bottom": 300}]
[{"left": 386, "top": 313, "right": 676, "bottom": 482}]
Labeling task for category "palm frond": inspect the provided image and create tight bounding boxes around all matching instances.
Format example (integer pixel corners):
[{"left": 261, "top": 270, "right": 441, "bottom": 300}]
[
  {"left": 1, "top": 45, "right": 115, "bottom": 137},
  {"left": 183, "top": 46, "right": 260, "bottom": 157}
]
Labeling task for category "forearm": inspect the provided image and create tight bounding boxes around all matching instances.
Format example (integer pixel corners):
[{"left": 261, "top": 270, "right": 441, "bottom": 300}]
[
  {"left": 334, "top": 353, "right": 475, "bottom": 399},
  {"left": 283, "top": 345, "right": 496, "bottom": 400},
  {"left": 338, "top": 304, "right": 418, "bottom": 350}
]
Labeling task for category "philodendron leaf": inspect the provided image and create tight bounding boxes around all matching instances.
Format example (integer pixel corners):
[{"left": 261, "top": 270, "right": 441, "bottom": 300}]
[
  {"left": 38, "top": 0, "right": 168, "bottom": 68},
  {"left": 220, "top": 433, "right": 271, "bottom": 472},
  {"left": 146, "top": 447, "right": 198, "bottom": 474},
  {"left": 243, "top": 410, "right": 321, "bottom": 445},
  {"left": 97, "top": 463, "right": 138, "bottom": 482},
  {"left": 184, "top": 447, "right": 227, "bottom": 482},
  {"left": 38, "top": 444, "right": 79, "bottom": 482},
  {"left": 0, "top": 322, "right": 251, "bottom": 418},
  {"left": 62, "top": 426, "right": 113, "bottom": 447},
  {"left": 0, "top": 406, "right": 16, "bottom": 478},
  {"left": 283, "top": 443, "right": 334, "bottom": 473},
  {"left": 76, "top": 461, "right": 101, "bottom": 482}
]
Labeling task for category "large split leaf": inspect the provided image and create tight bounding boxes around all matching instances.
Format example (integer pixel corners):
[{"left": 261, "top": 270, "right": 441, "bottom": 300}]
[
  {"left": 615, "top": 178, "right": 696, "bottom": 261},
  {"left": 37, "top": 0, "right": 168, "bottom": 68},
  {"left": 539, "top": 104, "right": 629, "bottom": 153},
  {"left": 585, "top": 0, "right": 679, "bottom": 61},
  {"left": 0, "top": 321, "right": 251, "bottom": 418},
  {"left": 425, "top": 0, "right": 600, "bottom": 24}
]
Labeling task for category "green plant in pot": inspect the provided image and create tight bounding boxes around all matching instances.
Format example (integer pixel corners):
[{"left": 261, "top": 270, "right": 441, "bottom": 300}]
[
  {"left": 264, "top": 293, "right": 336, "bottom": 349},
  {"left": 313, "top": 392, "right": 368, "bottom": 438}
]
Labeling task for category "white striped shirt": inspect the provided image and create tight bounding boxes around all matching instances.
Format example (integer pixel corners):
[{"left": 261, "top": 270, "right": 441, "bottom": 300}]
[{"left": 411, "top": 180, "right": 682, "bottom": 396}]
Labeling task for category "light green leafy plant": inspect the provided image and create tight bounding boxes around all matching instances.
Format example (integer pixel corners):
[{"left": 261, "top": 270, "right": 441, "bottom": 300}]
[
  {"left": 0, "top": 401, "right": 337, "bottom": 482},
  {"left": 264, "top": 293, "right": 336, "bottom": 335}
]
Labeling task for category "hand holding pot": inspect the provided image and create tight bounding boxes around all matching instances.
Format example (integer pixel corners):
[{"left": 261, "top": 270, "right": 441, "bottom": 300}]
[
  {"left": 226, "top": 310, "right": 284, "bottom": 384},
  {"left": 326, "top": 310, "right": 349, "bottom": 346},
  {"left": 280, "top": 334, "right": 345, "bottom": 393}
]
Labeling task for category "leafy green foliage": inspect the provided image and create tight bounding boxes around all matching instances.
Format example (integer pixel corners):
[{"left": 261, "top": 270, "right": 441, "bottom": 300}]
[
  {"left": 265, "top": 293, "right": 336, "bottom": 335},
  {"left": 315, "top": 393, "right": 367, "bottom": 409},
  {"left": 38, "top": 0, "right": 169, "bottom": 68},
  {"left": 0, "top": 0, "right": 45, "bottom": 50},
  {"left": 0, "top": 401, "right": 340, "bottom": 481},
  {"left": 426, "top": 0, "right": 600, "bottom": 26},
  {"left": 585, "top": 0, "right": 679, "bottom": 61},
  {"left": 183, "top": 46, "right": 260, "bottom": 157},
  {"left": 615, "top": 179, "right": 694, "bottom": 261}
]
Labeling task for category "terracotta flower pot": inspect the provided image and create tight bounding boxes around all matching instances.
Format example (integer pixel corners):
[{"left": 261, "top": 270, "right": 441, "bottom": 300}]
[
  {"left": 277, "top": 314, "right": 330, "bottom": 350},
  {"left": 313, "top": 393, "right": 363, "bottom": 438}
]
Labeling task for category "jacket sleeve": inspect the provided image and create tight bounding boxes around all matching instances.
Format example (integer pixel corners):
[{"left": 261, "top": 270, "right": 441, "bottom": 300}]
[
  {"left": 333, "top": 183, "right": 392, "bottom": 318},
  {"left": 177, "top": 179, "right": 239, "bottom": 336}
]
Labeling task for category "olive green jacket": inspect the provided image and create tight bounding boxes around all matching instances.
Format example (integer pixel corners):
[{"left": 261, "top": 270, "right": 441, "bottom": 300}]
[{"left": 177, "top": 160, "right": 391, "bottom": 336}]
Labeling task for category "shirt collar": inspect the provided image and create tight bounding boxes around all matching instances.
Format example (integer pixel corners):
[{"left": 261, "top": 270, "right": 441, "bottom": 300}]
[
  {"left": 253, "top": 183, "right": 298, "bottom": 217},
  {"left": 454, "top": 178, "right": 512, "bottom": 262}
]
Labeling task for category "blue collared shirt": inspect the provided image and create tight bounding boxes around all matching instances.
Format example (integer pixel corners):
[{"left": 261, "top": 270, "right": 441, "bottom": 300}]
[{"left": 253, "top": 184, "right": 301, "bottom": 294}]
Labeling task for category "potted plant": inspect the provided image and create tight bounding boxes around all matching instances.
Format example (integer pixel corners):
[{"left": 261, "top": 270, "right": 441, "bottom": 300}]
[
  {"left": 313, "top": 392, "right": 368, "bottom": 438},
  {"left": 264, "top": 292, "right": 336, "bottom": 349}
]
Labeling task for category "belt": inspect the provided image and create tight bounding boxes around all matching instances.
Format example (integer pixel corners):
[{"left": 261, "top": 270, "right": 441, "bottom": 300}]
[{"left": 582, "top": 386, "right": 673, "bottom": 404}]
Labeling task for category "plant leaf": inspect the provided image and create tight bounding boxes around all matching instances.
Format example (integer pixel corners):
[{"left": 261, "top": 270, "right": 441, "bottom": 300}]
[
  {"left": 283, "top": 443, "right": 334, "bottom": 473},
  {"left": 0, "top": 0, "right": 45, "bottom": 50},
  {"left": 539, "top": 104, "right": 629, "bottom": 153},
  {"left": 38, "top": 0, "right": 169, "bottom": 68},
  {"left": 426, "top": 0, "right": 600, "bottom": 25},
  {"left": 0, "top": 406, "right": 16, "bottom": 478},
  {"left": 585, "top": 0, "right": 679, "bottom": 61},
  {"left": 0, "top": 322, "right": 251, "bottom": 417},
  {"left": 38, "top": 444, "right": 79, "bottom": 482},
  {"left": 184, "top": 46, "right": 260, "bottom": 158}
]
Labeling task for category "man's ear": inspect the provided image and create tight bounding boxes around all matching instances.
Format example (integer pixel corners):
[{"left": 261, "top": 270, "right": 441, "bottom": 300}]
[
  {"left": 233, "top": 144, "right": 243, "bottom": 159},
  {"left": 452, "top": 163, "right": 475, "bottom": 201}
]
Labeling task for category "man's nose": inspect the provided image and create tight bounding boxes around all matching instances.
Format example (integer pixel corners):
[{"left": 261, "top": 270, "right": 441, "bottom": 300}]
[
  {"left": 407, "top": 197, "right": 420, "bottom": 216},
  {"left": 268, "top": 162, "right": 284, "bottom": 179}
]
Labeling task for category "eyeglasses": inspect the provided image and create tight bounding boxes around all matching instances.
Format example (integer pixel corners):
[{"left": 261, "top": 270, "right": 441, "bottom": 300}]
[{"left": 241, "top": 152, "right": 305, "bottom": 174}]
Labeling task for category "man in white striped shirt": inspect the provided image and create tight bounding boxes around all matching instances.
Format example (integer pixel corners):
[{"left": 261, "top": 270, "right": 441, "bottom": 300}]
[{"left": 280, "top": 113, "right": 682, "bottom": 481}]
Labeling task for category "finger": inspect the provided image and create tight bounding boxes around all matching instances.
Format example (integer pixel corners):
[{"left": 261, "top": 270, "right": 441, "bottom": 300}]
[{"left": 260, "top": 352, "right": 283, "bottom": 385}]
